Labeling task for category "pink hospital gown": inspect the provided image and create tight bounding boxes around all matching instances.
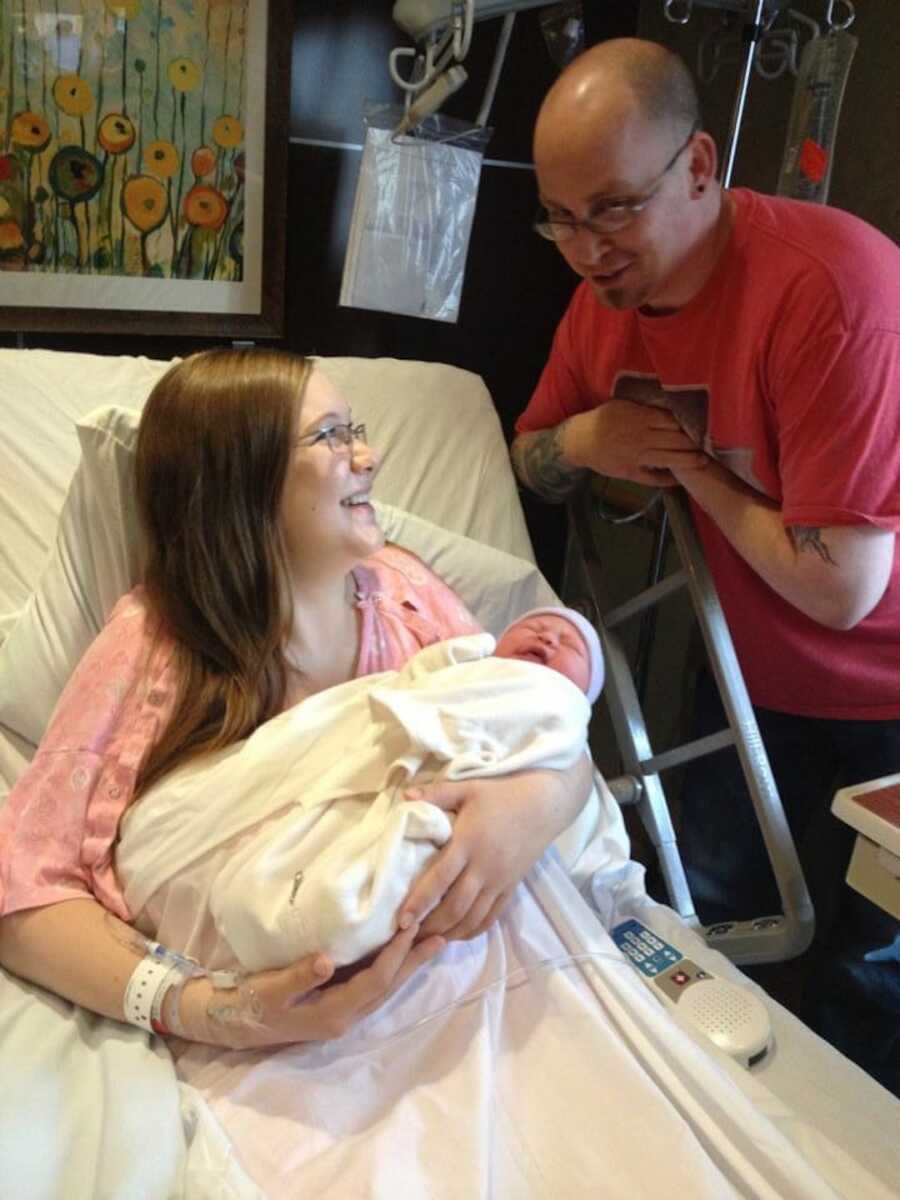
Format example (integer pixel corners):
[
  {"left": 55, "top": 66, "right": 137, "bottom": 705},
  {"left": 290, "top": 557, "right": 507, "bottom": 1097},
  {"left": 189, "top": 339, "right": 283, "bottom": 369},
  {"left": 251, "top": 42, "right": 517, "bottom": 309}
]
[{"left": 0, "top": 546, "right": 480, "bottom": 920}]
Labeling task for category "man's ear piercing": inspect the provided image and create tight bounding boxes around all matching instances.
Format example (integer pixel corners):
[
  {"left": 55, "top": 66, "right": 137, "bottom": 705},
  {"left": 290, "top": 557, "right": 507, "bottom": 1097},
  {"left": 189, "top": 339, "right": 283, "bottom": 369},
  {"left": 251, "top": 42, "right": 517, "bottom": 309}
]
[{"left": 696, "top": 183, "right": 706, "bottom": 194}]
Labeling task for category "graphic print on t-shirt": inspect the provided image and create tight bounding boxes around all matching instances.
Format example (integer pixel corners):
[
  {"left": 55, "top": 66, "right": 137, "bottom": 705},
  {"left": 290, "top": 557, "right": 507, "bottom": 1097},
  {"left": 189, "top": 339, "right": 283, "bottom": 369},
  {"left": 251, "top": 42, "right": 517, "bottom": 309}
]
[{"left": 611, "top": 371, "right": 768, "bottom": 495}]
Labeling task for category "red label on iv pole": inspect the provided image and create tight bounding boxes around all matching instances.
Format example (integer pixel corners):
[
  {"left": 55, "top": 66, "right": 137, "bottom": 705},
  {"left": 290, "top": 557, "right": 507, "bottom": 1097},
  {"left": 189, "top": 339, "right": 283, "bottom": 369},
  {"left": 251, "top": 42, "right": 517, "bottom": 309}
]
[{"left": 799, "top": 138, "right": 828, "bottom": 184}]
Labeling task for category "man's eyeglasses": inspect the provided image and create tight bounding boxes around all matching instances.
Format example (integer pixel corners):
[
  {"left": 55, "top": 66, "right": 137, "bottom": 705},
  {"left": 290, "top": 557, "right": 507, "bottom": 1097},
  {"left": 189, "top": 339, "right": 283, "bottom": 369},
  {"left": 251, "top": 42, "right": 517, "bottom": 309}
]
[
  {"left": 296, "top": 422, "right": 367, "bottom": 453},
  {"left": 533, "top": 122, "right": 699, "bottom": 242}
]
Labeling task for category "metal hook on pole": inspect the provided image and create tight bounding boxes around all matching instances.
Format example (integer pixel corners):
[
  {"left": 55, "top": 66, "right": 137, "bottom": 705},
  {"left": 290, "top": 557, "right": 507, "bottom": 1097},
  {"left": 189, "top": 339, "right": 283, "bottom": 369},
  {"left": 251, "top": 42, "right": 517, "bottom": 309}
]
[
  {"left": 825, "top": 0, "right": 855, "bottom": 32},
  {"left": 664, "top": 0, "right": 693, "bottom": 26}
]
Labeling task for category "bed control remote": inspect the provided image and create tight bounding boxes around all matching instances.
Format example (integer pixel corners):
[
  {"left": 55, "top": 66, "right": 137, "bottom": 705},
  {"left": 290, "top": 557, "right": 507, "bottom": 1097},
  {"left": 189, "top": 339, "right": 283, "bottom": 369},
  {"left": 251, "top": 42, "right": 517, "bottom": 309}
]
[{"left": 611, "top": 918, "right": 772, "bottom": 1068}]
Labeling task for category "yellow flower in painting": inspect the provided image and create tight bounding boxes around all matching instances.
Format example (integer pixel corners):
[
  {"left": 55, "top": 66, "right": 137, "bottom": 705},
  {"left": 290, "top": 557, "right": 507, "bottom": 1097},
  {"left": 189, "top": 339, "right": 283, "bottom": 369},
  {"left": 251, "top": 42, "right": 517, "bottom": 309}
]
[
  {"left": 98, "top": 113, "right": 136, "bottom": 155},
  {"left": 144, "top": 139, "right": 179, "bottom": 178},
  {"left": 121, "top": 174, "right": 168, "bottom": 234},
  {"left": 53, "top": 74, "right": 94, "bottom": 118},
  {"left": 168, "top": 58, "right": 201, "bottom": 94},
  {"left": 0, "top": 220, "right": 25, "bottom": 252},
  {"left": 211, "top": 116, "right": 243, "bottom": 149},
  {"left": 183, "top": 184, "right": 228, "bottom": 230},
  {"left": 10, "top": 111, "right": 51, "bottom": 152},
  {"left": 105, "top": 0, "right": 142, "bottom": 18}
]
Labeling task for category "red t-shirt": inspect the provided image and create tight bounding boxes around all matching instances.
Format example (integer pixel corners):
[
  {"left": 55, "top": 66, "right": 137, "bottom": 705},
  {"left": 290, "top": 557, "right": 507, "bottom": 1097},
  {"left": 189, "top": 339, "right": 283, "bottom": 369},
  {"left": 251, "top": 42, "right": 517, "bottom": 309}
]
[{"left": 518, "top": 189, "right": 900, "bottom": 719}]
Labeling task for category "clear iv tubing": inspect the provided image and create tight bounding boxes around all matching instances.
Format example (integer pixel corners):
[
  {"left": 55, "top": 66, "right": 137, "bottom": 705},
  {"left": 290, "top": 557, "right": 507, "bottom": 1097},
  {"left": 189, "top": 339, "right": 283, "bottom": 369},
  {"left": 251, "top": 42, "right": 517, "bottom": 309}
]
[
  {"left": 353, "top": 855, "right": 635, "bottom": 1051},
  {"left": 349, "top": 949, "right": 630, "bottom": 1052}
]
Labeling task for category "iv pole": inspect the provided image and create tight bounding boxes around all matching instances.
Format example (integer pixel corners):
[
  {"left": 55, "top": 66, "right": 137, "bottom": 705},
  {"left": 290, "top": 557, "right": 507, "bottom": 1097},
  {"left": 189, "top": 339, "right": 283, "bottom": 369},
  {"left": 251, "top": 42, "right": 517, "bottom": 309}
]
[{"left": 720, "top": 0, "right": 769, "bottom": 186}]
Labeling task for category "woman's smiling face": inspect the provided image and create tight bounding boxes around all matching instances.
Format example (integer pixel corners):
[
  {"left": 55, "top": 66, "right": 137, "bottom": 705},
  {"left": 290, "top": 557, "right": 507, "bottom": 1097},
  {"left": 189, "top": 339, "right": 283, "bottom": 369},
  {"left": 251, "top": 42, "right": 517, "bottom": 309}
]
[{"left": 278, "top": 368, "right": 383, "bottom": 580}]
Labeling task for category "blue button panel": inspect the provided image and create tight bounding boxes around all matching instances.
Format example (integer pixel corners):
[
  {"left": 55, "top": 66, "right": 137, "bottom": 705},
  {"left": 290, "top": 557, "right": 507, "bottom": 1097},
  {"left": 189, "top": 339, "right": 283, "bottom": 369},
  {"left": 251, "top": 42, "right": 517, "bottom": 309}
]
[{"left": 612, "top": 918, "right": 683, "bottom": 978}]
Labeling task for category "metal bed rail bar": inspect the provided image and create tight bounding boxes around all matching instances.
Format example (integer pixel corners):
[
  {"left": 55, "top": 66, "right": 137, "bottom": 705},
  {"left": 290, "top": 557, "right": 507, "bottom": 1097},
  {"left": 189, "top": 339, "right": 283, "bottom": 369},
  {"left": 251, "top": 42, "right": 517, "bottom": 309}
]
[{"left": 566, "top": 486, "right": 815, "bottom": 965}]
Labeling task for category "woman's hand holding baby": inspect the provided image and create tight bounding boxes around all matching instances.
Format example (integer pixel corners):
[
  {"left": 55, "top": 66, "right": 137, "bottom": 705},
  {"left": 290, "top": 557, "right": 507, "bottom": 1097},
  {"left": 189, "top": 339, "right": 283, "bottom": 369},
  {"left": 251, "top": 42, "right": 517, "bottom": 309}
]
[
  {"left": 398, "top": 755, "right": 592, "bottom": 941},
  {"left": 170, "top": 923, "right": 445, "bottom": 1050}
]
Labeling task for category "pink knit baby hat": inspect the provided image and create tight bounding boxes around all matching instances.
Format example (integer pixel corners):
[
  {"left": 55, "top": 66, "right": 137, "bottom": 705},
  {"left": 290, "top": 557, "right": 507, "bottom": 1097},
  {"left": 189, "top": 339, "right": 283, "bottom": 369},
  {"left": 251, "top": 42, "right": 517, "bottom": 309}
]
[{"left": 500, "top": 606, "right": 604, "bottom": 704}]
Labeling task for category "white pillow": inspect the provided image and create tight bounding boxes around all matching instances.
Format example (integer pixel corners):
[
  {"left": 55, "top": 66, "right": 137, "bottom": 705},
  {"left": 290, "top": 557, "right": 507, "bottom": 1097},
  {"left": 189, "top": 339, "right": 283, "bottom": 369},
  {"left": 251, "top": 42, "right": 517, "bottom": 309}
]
[
  {"left": 375, "top": 504, "right": 557, "bottom": 636},
  {"left": 0, "top": 403, "right": 556, "bottom": 753}
]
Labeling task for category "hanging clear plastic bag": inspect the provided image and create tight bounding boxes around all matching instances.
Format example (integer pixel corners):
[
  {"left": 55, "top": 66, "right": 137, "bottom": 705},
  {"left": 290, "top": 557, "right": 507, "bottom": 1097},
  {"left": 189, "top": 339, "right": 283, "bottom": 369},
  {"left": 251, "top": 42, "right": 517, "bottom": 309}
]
[
  {"left": 776, "top": 29, "right": 857, "bottom": 204},
  {"left": 339, "top": 105, "right": 492, "bottom": 324}
]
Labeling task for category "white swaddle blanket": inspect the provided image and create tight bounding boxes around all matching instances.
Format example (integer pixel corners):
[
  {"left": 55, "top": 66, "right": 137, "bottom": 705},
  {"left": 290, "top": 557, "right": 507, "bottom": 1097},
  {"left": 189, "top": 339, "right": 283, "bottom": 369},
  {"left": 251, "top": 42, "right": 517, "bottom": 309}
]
[{"left": 118, "top": 633, "right": 600, "bottom": 969}]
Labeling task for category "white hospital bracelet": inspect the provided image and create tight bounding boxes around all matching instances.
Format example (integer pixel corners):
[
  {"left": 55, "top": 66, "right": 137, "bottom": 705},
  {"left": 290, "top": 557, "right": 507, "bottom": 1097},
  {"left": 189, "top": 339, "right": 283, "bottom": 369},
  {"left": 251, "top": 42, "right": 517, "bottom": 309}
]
[
  {"left": 161, "top": 971, "right": 192, "bottom": 1039},
  {"left": 123, "top": 954, "right": 173, "bottom": 1033}
]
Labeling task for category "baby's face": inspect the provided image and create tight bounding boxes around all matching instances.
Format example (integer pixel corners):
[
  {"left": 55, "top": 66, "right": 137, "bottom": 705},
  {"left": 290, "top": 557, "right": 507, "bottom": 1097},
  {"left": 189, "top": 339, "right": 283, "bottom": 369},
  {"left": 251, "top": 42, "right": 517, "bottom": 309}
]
[{"left": 494, "top": 614, "right": 590, "bottom": 694}]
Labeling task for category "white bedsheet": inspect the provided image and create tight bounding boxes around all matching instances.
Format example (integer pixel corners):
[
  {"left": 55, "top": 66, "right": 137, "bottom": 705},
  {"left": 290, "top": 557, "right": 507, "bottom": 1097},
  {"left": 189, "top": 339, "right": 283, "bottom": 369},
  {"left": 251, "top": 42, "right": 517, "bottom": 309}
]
[
  {"left": 0, "top": 968, "right": 186, "bottom": 1200},
  {"left": 152, "top": 856, "right": 892, "bottom": 1199}
]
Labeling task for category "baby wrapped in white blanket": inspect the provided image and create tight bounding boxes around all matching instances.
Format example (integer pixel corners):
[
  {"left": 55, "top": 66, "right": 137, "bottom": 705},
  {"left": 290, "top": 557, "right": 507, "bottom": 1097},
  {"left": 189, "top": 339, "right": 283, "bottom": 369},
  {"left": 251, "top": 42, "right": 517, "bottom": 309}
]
[{"left": 119, "top": 609, "right": 605, "bottom": 969}]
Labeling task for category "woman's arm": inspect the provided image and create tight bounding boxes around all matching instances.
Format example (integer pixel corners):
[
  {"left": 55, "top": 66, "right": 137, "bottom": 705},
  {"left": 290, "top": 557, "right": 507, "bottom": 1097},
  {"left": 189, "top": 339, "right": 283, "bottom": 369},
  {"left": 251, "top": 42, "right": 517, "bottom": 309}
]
[
  {"left": 398, "top": 751, "right": 593, "bottom": 940},
  {"left": 0, "top": 897, "right": 444, "bottom": 1049}
]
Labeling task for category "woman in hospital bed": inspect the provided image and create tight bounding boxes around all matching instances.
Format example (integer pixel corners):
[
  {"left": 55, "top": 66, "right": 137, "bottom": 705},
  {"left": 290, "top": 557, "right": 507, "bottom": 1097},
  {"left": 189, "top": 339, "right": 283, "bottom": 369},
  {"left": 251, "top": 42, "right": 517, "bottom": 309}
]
[
  {"left": 0, "top": 343, "right": 592, "bottom": 1015},
  {"left": 0, "top": 347, "right": 880, "bottom": 1198}
]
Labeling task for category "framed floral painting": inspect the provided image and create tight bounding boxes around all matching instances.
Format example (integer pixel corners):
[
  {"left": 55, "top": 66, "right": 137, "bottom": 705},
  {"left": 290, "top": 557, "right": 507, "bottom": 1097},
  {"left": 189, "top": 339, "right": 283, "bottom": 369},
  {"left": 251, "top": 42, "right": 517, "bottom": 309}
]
[{"left": 0, "top": 0, "right": 290, "bottom": 337}]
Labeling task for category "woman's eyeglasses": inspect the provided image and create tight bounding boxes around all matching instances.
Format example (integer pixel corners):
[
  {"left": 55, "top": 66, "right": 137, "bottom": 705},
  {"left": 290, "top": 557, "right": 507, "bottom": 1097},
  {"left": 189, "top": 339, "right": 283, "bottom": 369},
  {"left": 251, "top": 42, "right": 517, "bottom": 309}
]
[{"left": 296, "top": 422, "right": 367, "bottom": 453}]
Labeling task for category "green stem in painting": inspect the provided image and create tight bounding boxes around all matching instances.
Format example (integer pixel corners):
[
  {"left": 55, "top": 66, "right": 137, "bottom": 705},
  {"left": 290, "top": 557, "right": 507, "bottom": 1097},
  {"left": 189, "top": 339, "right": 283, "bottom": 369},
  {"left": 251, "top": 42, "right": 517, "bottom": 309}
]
[
  {"left": 104, "top": 150, "right": 114, "bottom": 262},
  {"left": 22, "top": 0, "right": 30, "bottom": 113},
  {"left": 72, "top": 203, "right": 82, "bottom": 271},
  {"left": 94, "top": 30, "right": 107, "bottom": 152},
  {"left": 174, "top": 89, "right": 186, "bottom": 246},
  {"left": 121, "top": 19, "right": 128, "bottom": 116},
  {"left": 237, "top": 0, "right": 247, "bottom": 125},
  {"left": 153, "top": 0, "right": 162, "bottom": 139},
  {"left": 201, "top": 0, "right": 211, "bottom": 146},
  {"left": 7, "top": 15, "right": 16, "bottom": 148},
  {"left": 85, "top": 198, "right": 94, "bottom": 273},
  {"left": 222, "top": 4, "right": 232, "bottom": 119}
]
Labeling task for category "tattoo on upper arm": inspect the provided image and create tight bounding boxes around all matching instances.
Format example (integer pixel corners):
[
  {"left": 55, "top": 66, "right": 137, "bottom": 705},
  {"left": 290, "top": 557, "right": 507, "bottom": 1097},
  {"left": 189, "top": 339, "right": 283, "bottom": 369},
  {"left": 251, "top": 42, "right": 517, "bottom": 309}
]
[
  {"left": 790, "top": 526, "right": 837, "bottom": 566},
  {"left": 511, "top": 426, "right": 589, "bottom": 503}
]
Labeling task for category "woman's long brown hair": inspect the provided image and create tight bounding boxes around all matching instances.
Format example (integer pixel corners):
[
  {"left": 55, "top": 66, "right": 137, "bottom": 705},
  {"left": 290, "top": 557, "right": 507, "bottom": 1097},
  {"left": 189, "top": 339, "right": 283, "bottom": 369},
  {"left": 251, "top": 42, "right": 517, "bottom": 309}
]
[{"left": 133, "top": 347, "right": 311, "bottom": 797}]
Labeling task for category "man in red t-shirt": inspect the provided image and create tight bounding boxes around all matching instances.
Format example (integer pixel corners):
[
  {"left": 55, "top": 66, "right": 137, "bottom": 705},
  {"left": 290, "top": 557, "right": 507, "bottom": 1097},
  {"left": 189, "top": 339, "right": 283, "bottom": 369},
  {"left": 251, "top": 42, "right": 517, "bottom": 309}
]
[{"left": 512, "top": 38, "right": 900, "bottom": 1093}]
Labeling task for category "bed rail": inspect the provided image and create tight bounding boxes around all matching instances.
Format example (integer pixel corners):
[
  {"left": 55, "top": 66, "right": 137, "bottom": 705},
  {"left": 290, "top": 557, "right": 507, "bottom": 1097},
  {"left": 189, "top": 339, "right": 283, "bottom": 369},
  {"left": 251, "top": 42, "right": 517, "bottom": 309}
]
[{"left": 564, "top": 485, "right": 815, "bottom": 965}]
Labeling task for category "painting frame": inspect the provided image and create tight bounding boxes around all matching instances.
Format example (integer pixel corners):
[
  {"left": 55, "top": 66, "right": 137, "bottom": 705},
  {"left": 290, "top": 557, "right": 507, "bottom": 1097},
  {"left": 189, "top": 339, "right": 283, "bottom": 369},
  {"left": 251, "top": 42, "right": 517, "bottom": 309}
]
[{"left": 0, "top": 0, "right": 291, "bottom": 339}]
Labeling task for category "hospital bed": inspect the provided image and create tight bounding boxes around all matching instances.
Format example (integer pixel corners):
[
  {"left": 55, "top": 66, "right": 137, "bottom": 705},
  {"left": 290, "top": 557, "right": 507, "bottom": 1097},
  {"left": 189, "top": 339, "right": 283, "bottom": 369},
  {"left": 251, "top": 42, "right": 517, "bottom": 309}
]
[{"left": 0, "top": 348, "right": 898, "bottom": 1198}]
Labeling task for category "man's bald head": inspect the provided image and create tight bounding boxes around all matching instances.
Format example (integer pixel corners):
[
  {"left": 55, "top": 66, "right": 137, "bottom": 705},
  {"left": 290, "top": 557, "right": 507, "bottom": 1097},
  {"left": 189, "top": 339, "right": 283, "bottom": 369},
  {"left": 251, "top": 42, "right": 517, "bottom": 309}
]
[{"left": 535, "top": 39, "right": 700, "bottom": 157}]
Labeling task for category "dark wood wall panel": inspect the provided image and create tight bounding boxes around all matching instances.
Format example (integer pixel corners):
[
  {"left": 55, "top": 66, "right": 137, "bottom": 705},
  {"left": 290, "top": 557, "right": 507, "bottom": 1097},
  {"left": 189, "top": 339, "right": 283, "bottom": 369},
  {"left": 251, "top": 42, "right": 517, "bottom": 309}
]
[{"left": 638, "top": 0, "right": 899, "bottom": 241}]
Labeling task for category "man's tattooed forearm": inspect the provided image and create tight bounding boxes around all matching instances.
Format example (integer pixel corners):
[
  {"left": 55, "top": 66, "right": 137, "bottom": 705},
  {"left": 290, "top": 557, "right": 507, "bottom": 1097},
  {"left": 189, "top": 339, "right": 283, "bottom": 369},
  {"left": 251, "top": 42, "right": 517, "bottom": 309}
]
[
  {"left": 790, "top": 526, "right": 837, "bottom": 566},
  {"left": 511, "top": 427, "right": 589, "bottom": 503}
]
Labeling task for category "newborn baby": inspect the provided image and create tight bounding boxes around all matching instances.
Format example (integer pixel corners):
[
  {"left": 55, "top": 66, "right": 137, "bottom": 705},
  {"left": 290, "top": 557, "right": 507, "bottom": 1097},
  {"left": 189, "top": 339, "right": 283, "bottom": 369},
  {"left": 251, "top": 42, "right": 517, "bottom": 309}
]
[
  {"left": 126, "top": 608, "right": 606, "bottom": 971},
  {"left": 493, "top": 606, "right": 604, "bottom": 701}
]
